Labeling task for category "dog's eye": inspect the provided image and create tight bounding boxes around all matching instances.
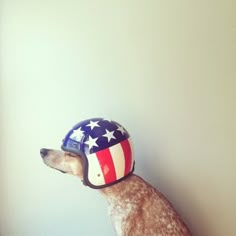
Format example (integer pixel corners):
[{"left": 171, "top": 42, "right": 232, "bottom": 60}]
[{"left": 66, "top": 152, "right": 78, "bottom": 157}]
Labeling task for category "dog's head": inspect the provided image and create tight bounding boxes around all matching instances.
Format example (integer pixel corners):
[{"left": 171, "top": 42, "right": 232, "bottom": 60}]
[{"left": 40, "top": 148, "right": 83, "bottom": 179}]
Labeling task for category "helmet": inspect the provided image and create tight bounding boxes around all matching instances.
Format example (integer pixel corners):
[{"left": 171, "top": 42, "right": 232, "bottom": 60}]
[{"left": 61, "top": 118, "right": 135, "bottom": 189}]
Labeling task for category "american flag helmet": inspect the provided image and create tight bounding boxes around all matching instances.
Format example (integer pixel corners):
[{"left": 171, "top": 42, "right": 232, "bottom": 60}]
[{"left": 61, "top": 118, "right": 135, "bottom": 189}]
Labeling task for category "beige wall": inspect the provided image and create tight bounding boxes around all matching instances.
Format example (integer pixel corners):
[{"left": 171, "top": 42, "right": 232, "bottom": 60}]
[{"left": 1, "top": 1, "right": 235, "bottom": 235}]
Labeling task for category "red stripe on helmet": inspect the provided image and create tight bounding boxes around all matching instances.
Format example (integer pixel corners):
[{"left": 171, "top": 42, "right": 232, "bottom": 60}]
[
  {"left": 120, "top": 139, "right": 133, "bottom": 176},
  {"left": 96, "top": 148, "right": 117, "bottom": 184}
]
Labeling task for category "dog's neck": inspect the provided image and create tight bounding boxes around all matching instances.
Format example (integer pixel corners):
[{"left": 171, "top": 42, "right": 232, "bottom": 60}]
[{"left": 99, "top": 174, "right": 146, "bottom": 205}]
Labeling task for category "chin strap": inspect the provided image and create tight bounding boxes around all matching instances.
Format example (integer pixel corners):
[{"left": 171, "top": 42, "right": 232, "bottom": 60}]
[{"left": 81, "top": 179, "right": 87, "bottom": 186}]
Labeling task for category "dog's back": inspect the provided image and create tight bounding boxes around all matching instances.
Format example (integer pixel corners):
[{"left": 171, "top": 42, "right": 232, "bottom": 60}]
[{"left": 101, "top": 174, "right": 191, "bottom": 236}]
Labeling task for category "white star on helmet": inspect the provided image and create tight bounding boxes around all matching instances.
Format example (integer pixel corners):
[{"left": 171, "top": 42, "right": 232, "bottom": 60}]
[
  {"left": 103, "top": 129, "right": 116, "bottom": 142},
  {"left": 85, "top": 136, "right": 99, "bottom": 151},
  {"left": 86, "top": 120, "right": 100, "bottom": 130}
]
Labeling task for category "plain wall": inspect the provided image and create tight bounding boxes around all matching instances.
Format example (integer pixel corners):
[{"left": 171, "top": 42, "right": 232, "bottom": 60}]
[{"left": 1, "top": 1, "right": 235, "bottom": 235}]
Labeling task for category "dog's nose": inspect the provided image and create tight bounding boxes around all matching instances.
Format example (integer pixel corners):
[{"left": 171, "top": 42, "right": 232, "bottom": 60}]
[{"left": 40, "top": 148, "right": 49, "bottom": 158}]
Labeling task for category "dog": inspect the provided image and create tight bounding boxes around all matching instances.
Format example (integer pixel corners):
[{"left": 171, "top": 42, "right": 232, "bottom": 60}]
[{"left": 40, "top": 118, "right": 192, "bottom": 236}]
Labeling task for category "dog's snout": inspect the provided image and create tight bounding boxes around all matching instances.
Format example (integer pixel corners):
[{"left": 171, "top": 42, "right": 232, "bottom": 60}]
[{"left": 40, "top": 148, "right": 50, "bottom": 158}]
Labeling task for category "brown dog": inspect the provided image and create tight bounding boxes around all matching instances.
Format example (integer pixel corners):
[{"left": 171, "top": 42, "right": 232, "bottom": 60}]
[
  {"left": 40, "top": 118, "right": 191, "bottom": 235},
  {"left": 40, "top": 148, "right": 191, "bottom": 236}
]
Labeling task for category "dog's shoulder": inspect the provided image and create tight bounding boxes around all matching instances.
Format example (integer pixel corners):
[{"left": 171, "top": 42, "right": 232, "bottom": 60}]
[{"left": 105, "top": 174, "right": 191, "bottom": 236}]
